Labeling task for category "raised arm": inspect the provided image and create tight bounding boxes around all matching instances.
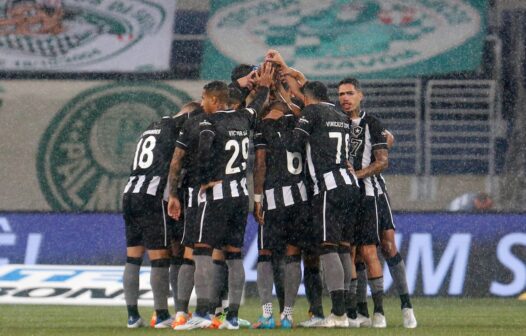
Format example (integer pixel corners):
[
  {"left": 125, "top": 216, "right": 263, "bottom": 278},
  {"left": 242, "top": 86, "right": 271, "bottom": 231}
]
[{"left": 253, "top": 148, "right": 267, "bottom": 225}]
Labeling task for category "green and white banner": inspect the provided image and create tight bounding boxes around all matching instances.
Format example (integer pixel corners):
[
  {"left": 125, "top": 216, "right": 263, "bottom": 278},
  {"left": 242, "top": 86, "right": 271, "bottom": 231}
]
[
  {"left": 202, "top": 0, "right": 488, "bottom": 80},
  {"left": 0, "top": 80, "right": 204, "bottom": 211},
  {"left": 0, "top": 0, "right": 176, "bottom": 72}
]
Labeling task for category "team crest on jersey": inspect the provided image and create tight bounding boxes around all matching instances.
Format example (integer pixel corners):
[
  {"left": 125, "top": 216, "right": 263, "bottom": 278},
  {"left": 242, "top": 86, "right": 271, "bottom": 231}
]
[
  {"left": 0, "top": 0, "right": 169, "bottom": 70},
  {"left": 37, "top": 82, "right": 191, "bottom": 211},
  {"left": 352, "top": 125, "right": 363, "bottom": 137},
  {"left": 207, "top": 0, "right": 482, "bottom": 78}
]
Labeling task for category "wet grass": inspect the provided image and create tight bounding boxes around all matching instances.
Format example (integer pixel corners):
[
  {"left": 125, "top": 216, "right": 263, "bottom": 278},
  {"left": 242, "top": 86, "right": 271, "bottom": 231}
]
[{"left": 0, "top": 297, "right": 525, "bottom": 335}]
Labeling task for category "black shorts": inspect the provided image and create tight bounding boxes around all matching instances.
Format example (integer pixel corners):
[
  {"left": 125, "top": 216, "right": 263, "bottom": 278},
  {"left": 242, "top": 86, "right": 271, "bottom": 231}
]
[
  {"left": 354, "top": 195, "right": 381, "bottom": 246},
  {"left": 170, "top": 188, "right": 187, "bottom": 243},
  {"left": 195, "top": 196, "right": 248, "bottom": 249},
  {"left": 123, "top": 195, "right": 172, "bottom": 250},
  {"left": 258, "top": 201, "right": 316, "bottom": 252},
  {"left": 181, "top": 186, "right": 199, "bottom": 247},
  {"left": 377, "top": 192, "right": 395, "bottom": 232},
  {"left": 311, "top": 185, "right": 360, "bottom": 245}
]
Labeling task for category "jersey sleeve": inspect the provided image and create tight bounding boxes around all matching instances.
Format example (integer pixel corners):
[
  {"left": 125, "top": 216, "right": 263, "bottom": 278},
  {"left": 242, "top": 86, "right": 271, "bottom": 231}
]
[
  {"left": 197, "top": 117, "right": 216, "bottom": 185},
  {"left": 369, "top": 116, "right": 388, "bottom": 150},
  {"left": 175, "top": 117, "right": 193, "bottom": 150},
  {"left": 172, "top": 113, "right": 188, "bottom": 142}
]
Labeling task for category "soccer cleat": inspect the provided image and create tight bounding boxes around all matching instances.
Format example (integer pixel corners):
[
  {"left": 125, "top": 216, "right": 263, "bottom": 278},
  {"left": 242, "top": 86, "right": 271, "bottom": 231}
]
[
  {"left": 372, "top": 312, "right": 387, "bottom": 328},
  {"left": 149, "top": 311, "right": 156, "bottom": 327},
  {"left": 317, "top": 313, "right": 349, "bottom": 328},
  {"left": 209, "top": 314, "right": 224, "bottom": 329},
  {"left": 171, "top": 311, "right": 190, "bottom": 328},
  {"left": 298, "top": 315, "right": 324, "bottom": 328},
  {"left": 154, "top": 315, "right": 174, "bottom": 329},
  {"left": 280, "top": 315, "right": 293, "bottom": 329},
  {"left": 252, "top": 315, "right": 275, "bottom": 329},
  {"left": 173, "top": 314, "right": 212, "bottom": 330},
  {"left": 127, "top": 316, "right": 145, "bottom": 328},
  {"left": 348, "top": 317, "right": 361, "bottom": 328},
  {"left": 354, "top": 313, "right": 372, "bottom": 327},
  {"left": 402, "top": 308, "right": 417, "bottom": 328},
  {"left": 219, "top": 317, "right": 240, "bottom": 330},
  {"left": 238, "top": 317, "right": 252, "bottom": 328}
]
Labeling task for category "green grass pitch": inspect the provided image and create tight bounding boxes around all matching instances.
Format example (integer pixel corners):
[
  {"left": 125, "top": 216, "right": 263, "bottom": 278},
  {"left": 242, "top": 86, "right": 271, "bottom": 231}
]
[{"left": 1, "top": 297, "right": 525, "bottom": 335}]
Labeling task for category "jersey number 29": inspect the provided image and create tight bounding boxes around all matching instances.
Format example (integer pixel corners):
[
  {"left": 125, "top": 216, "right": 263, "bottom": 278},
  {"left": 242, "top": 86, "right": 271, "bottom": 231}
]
[{"left": 225, "top": 137, "right": 249, "bottom": 174}]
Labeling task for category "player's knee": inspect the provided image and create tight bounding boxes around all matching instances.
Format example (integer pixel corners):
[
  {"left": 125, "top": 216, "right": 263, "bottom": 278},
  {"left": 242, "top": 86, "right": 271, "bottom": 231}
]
[
  {"left": 360, "top": 245, "right": 379, "bottom": 263},
  {"left": 381, "top": 240, "right": 397, "bottom": 257}
]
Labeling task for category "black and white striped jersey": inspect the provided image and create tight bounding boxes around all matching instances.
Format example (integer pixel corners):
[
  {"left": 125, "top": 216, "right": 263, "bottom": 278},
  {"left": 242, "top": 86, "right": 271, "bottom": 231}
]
[
  {"left": 196, "top": 86, "right": 268, "bottom": 201},
  {"left": 350, "top": 110, "right": 389, "bottom": 196},
  {"left": 254, "top": 115, "right": 309, "bottom": 210},
  {"left": 262, "top": 102, "right": 359, "bottom": 195},
  {"left": 196, "top": 107, "right": 256, "bottom": 201},
  {"left": 123, "top": 116, "right": 180, "bottom": 199}
]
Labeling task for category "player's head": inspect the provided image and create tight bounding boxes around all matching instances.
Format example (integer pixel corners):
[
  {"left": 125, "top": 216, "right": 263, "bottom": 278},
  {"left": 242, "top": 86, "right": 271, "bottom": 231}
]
[
  {"left": 228, "top": 87, "right": 244, "bottom": 110},
  {"left": 338, "top": 77, "right": 363, "bottom": 116},
  {"left": 301, "top": 81, "right": 329, "bottom": 106},
  {"left": 174, "top": 101, "right": 200, "bottom": 118},
  {"left": 202, "top": 81, "right": 229, "bottom": 113},
  {"left": 231, "top": 64, "right": 254, "bottom": 82}
]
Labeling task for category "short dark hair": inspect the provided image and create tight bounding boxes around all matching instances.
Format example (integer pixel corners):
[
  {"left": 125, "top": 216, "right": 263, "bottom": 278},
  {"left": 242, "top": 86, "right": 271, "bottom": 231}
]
[
  {"left": 228, "top": 87, "right": 244, "bottom": 107},
  {"left": 338, "top": 77, "right": 362, "bottom": 91},
  {"left": 231, "top": 64, "right": 254, "bottom": 82},
  {"left": 301, "top": 81, "right": 329, "bottom": 102},
  {"left": 203, "top": 81, "right": 229, "bottom": 104}
]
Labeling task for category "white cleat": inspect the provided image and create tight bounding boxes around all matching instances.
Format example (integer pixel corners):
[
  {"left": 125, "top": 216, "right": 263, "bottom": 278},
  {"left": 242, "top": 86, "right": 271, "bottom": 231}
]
[
  {"left": 354, "top": 313, "right": 372, "bottom": 327},
  {"left": 372, "top": 312, "right": 387, "bottom": 328},
  {"left": 154, "top": 316, "right": 174, "bottom": 329},
  {"left": 348, "top": 317, "right": 361, "bottom": 328},
  {"left": 173, "top": 315, "right": 212, "bottom": 330},
  {"left": 316, "top": 313, "right": 349, "bottom": 328},
  {"left": 219, "top": 317, "right": 240, "bottom": 330},
  {"left": 298, "top": 316, "right": 325, "bottom": 327},
  {"left": 403, "top": 308, "right": 417, "bottom": 328}
]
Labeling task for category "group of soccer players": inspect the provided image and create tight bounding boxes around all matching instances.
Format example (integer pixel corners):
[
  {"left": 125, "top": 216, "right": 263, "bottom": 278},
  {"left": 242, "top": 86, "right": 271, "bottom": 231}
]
[{"left": 121, "top": 49, "right": 418, "bottom": 330}]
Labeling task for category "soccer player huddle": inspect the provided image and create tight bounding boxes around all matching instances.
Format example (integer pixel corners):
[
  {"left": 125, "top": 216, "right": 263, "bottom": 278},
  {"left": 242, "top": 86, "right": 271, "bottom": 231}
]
[{"left": 121, "top": 49, "right": 417, "bottom": 330}]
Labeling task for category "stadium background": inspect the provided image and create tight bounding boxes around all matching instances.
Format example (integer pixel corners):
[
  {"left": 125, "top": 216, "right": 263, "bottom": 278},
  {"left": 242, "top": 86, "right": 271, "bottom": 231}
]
[{"left": 0, "top": 0, "right": 525, "bottom": 309}]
